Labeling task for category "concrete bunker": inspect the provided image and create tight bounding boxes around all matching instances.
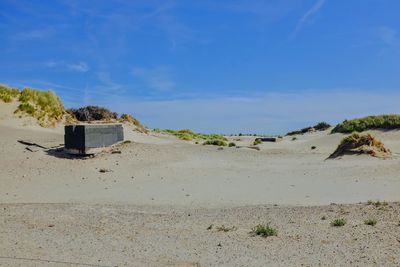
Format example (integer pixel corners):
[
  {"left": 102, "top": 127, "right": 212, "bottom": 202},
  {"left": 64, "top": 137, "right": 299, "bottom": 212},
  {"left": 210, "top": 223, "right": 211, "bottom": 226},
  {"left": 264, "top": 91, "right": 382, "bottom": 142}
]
[
  {"left": 255, "top": 137, "right": 282, "bottom": 143},
  {"left": 64, "top": 124, "right": 124, "bottom": 155}
]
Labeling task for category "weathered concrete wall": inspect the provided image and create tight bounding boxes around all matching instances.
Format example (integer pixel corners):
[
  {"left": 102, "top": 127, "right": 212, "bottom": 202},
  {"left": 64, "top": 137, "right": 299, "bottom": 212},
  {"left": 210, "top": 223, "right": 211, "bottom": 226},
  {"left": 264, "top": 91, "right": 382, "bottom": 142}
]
[{"left": 64, "top": 124, "right": 124, "bottom": 154}]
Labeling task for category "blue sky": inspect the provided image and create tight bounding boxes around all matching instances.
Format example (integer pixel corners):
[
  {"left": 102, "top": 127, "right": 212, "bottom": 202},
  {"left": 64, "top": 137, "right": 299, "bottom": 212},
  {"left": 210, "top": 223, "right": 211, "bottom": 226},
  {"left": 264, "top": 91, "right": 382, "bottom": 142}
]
[{"left": 1, "top": 0, "right": 399, "bottom": 134}]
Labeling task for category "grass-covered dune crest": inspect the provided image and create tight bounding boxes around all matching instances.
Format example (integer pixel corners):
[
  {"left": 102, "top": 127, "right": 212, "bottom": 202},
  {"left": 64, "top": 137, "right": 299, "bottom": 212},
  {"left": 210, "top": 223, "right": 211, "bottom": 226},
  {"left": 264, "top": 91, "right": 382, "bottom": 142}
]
[
  {"left": 0, "top": 84, "right": 144, "bottom": 129},
  {"left": 1, "top": 84, "right": 67, "bottom": 127},
  {"left": 332, "top": 115, "right": 400, "bottom": 133},
  {"left": 154, "top": 128, "right": 227, "bottom": 143}
]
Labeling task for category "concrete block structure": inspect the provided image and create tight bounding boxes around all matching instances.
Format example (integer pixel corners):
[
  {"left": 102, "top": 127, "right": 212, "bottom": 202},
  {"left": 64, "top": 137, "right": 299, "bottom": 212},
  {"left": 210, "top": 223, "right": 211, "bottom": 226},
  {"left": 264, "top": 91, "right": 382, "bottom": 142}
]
[
  {"left": 255, "top": 137, "right": 282, "bottom": 143},
  {"left": 64, "top": 124, "right": 124, "bottom": 154}
]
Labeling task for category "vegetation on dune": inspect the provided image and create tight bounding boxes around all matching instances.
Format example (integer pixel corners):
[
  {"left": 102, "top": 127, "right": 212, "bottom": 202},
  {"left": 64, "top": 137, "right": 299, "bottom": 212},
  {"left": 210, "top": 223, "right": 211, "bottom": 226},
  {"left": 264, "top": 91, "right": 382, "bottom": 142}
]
[
  {"left": 367, "top": 200, "right": 388, "bottom": 207},
  {"left": 332, "top": 115, "right": 400, "bottom": 133},
  {"left": 154, "top": 128, "right": 227, "bottom": 143},
  {"left": 67, "top": 106, "right": 118, "bottom": 122},
  {"left": 203, "top": 140, "right": 227, "bottom": 146},
  {"left": 228, "top": 142, "right": 236, "bottom": 147},
  {"left": 364, "top": 219, "right": 377, "bottom": 226},
  {"left": 216, "top": 225, "right": 237, "bottom": 232},
  {"left": 286, "top": 122, "right": 331, "bottom": 136},
  {"left": 1, "top": 84, "right": 148, "bottom": 129},
  {"left": 251, "top": 224, "right": 278, "bottom": 237},
  {"left": 253, "top": 139, "right": 262, "bottom": 146},
  {"left": 15, "top": 88, "right": 65, "bottom": 127},
  {"left": 0, "top": 85, "right": 20, "bottom": 103},
  {"left": 328, "top": 132, "right": 391, "bottom": 159},
  {"left": 331, "top": 219, "right": 346, "bottom": 227},
  {"left": 119, "top": 113, "right": 148, "bottom": 133}
]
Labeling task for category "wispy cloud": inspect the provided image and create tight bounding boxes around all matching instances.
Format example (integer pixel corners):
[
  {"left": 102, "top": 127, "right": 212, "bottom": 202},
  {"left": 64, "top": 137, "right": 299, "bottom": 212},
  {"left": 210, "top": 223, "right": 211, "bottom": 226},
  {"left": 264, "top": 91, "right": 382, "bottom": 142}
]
[
  {"left": 375, "top": 27, "right": 400, "bottom": 57},
  {"left": 378, "top": 27, "right": 400, "bottom": 47},
  {"left": 43, "top": 61, "right": 90, "bottom": 72},
  {"left": 291, "top": 0, "right": 326, "bottom": 39},
  {"left": 67, "top": 62, "right": 89, "bottom": 72},
  {"left": 132, "top": 66, "right": 175, "bottom": 91},
  {"left": 13, "top": 28, "right": 53, "bottom": 40}
]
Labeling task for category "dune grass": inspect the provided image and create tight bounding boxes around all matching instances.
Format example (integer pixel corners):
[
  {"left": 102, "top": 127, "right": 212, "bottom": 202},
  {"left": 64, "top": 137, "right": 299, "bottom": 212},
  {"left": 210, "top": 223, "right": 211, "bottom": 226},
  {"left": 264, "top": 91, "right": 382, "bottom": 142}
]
[
  {"left": 203, "top": 140, "right": 227, "bottom": 146},
  {"left": 0, "top": 85, "right": 20, "bottom": 103},
  {"left": 154, "top": 128, "right": 227, "bottom": 142},
  {"left": 15, "top": 88, "right": 65, "bottom": 127},
  {"left": 119, "top": 113, "right": 148, "bottom": 133},
  {"left": 329, "top": 132, "right": 390, "bottom": 159},
  {"left": 332, "top": 115, "right": 400, "bottom": 133}
]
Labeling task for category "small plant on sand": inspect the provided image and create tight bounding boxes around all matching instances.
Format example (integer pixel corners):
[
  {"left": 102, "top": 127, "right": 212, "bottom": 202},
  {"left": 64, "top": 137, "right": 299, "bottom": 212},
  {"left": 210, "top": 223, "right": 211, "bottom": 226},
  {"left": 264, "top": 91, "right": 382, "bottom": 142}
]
[
  {"left": 311, "top": 146, "right": 317, "bottom": 150},
  {"left": 328, "top": 133, "right": 391, "bottom": 159},
  {"left": 292, "top": 137, "right": 297, "bottom": 141},
  {"left": 228, "top": 142, "right": 236, "bottom": 147},
  {"left": 216, "top": 225, "right": 237, "bottom": 232},
  {"left": 251, "top": 224, "right": 278, "bottom": 237},
  {"left": 331, "top": 218, "right": 346, "bottom": 227},
  {"left": 122, "top": 140, "right": 132, "bottom": 144},
  {"left": 203, "top": 140, "right": 227, "bottom": 146},
  {"left": 364, "top": 219, "right": 377, "bottom": 226},
  {"left": 253, "top": 139, "right": 262, "bottom": 146}
]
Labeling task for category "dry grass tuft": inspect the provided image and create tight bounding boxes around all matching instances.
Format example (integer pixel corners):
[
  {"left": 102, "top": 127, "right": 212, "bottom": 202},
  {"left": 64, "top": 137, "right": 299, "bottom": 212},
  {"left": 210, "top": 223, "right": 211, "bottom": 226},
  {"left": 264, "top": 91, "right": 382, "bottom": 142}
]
[
  {"left": 119, "top": 114, "right": 148, "bottom": 133},
  {"left": 328, "top": 133, "right": 391, "bottom": 159}
]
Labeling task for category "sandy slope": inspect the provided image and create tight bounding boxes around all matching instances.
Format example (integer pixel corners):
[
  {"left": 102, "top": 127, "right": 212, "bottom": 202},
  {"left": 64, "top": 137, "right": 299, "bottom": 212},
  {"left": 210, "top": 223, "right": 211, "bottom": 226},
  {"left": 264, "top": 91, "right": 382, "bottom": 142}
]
[
  {"left": 1, "top": 101, "right": 400, "bottom": 266},
  {"left": 1, "top": 123, "right": 400, "bottom": 206}
]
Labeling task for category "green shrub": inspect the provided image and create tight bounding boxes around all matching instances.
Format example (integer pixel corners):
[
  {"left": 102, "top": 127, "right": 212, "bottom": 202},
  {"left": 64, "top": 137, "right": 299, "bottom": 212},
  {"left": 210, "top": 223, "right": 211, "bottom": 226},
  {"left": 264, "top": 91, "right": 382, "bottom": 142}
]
[
  {"left": 332, "top": 115, "right": 400, "bottom": 133},
  {"left": 287, "top": 122, "right": 331, "bottom": 136},
  {"left": 253, "top": 139, "right": 262, "bottom": 145},
  {"left": 331, "top": 219, "right": 346, "bottom": 227},
  {"left": 364, "top": 219, "right": 377, "bottom": 226},
  {"left": 203, "top": 140, "right": 227, "bottom": 146},
  {"left": 228, "top": 142, "right": 236, "bottom": 147},
  {"left": 251, "top": 224, "right": 278, "bottom": 237},
  {"left": 67, "top": 106, "right": 117, "bottom": 122},
  {"left": 314, "top": 122, "right": 331, "bottom": 131}
]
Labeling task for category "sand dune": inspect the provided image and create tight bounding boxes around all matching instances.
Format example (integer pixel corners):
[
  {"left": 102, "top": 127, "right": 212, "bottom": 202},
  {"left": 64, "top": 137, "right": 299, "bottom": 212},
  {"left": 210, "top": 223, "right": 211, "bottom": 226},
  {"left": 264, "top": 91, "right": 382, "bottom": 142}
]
[{"left": 1, "top": 101, "right": 400, "bottom": 266}]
